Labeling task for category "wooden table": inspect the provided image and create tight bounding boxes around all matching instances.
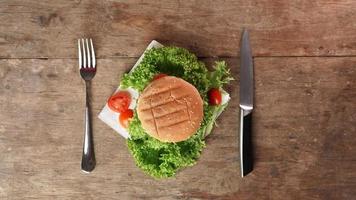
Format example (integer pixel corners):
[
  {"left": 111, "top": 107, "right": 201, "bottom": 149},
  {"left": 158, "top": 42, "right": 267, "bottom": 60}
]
[{"left": 1, "top": 1, "right": 356, "bottom": 199}]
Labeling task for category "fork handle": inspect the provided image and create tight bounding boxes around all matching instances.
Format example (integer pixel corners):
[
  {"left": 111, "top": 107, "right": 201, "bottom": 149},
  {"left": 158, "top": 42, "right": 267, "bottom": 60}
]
[{"left": 81, "top": 81, "right": 96, "bottom": 173}]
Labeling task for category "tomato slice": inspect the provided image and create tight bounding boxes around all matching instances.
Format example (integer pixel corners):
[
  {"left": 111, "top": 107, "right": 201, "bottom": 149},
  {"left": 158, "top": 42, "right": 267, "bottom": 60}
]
[
  {"left": 108, "top": 91, "right": 131, "bottom": 113},
  {"left": 208, "top": 88, "right": 222, "bottom": 105},
  {"left": 153, "top": 73, "right": 167, "bottom": 81},
  {"left": 119, "top": 109, "right": 134, "bottom": 128}
]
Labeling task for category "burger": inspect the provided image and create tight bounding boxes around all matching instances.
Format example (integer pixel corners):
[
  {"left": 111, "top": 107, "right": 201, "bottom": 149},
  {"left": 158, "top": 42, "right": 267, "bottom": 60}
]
[
  {"left": 105, "top": 43, "right": 232, "bottom": 178},
  {"left": 137, "top": 75, "right": 204, "bottom": 143}
]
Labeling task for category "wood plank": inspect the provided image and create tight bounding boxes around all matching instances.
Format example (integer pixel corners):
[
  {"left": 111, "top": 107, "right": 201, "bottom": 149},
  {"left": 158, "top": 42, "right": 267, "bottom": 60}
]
[
  {"left": 0, "top": 57, "right": 356, "bottom": 199},
  {"left": 2, "top": 0, "right": 356, "bottom": 58}
]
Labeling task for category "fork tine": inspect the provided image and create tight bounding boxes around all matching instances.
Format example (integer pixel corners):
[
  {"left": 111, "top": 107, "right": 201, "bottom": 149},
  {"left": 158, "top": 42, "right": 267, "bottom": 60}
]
[
  {"left": 90, "top": 39, "right": 96, "bottom": 68},
  {"left": 85, "top": 39, "right": 91, "bottom": 68},
  {"left": 81, "top": 39, "right": 86, "bottom": 68},
  {"left": 78, "top": 39, "right": 82, "bottom": 69}
]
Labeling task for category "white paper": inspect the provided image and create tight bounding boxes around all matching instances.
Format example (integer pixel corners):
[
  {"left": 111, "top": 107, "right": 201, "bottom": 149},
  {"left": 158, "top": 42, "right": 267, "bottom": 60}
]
[{"left": 98, "top": 40, "right": 230, "bottom": 139}]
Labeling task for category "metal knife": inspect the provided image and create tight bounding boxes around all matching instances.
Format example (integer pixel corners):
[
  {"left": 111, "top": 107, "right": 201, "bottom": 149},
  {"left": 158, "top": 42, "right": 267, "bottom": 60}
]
[{"left": 239, "top": 29, "right": 254, "bottom": 177}]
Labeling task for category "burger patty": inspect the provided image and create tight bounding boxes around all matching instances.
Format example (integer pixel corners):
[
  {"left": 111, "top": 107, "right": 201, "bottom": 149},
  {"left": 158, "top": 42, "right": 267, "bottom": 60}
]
[{"left": 137, "top": 76, "right": 204, "bottom": 142}]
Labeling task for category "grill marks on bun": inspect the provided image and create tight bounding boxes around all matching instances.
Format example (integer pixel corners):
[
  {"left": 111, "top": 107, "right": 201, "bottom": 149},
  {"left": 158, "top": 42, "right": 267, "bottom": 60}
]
[{"left": 137, "top": 76, "right": 204, "bottom": 142}]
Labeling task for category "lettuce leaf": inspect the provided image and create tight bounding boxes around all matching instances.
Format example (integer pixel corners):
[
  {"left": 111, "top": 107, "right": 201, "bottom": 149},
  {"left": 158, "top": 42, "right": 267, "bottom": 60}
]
[
  {"left": 209, "top": 61, "right": 234, "bottom": 89},
  {"left": 121, "top": 46, "right": 232, "bottom": 178}
]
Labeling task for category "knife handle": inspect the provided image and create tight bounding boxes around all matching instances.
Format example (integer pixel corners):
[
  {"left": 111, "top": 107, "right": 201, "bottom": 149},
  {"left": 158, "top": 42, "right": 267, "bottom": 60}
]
[{"left": 240, "top": 109, "right": 253, "bottom": 177}]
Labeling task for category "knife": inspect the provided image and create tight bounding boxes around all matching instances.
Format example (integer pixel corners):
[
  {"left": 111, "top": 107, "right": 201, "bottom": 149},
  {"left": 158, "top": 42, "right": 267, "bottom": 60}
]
[{"left": 239, "top": 29, "right": 254, "bottom": 177}]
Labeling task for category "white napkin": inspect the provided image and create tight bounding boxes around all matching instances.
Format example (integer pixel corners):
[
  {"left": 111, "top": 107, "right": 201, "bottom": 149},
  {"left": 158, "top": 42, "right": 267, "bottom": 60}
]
[{"left": 98, "top": 40, "right": 229, "bottom": 139}]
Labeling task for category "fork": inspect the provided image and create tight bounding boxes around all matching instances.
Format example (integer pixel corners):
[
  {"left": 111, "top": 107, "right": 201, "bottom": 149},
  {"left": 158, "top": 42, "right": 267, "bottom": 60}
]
[{"left": 78, "top": 38, "right": 96, "bottom": 173}]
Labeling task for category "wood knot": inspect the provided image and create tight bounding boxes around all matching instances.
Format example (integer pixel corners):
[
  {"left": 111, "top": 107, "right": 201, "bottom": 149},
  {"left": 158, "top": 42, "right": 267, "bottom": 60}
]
[{"left": 37, "top": 13, "right": 64, "bottom": 27}]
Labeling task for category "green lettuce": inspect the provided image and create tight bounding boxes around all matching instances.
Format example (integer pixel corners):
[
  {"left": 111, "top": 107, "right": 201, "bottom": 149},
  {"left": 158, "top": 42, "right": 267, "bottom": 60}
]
[{"left": 121, "top": 46, "right": 232, "bottom": 178}]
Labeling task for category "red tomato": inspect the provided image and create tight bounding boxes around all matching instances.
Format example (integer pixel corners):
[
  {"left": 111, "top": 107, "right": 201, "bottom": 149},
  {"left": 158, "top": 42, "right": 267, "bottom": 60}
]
[
  {"left": 208, "top": 88, "right": 222, "bottom": 105},
  {"left": 108, "top": 91, "right": 131, "bottom": 113},
  {"left": 119, "top": 109, "right": 134, "bottom": 128},
  {"left": 153, "top": 73, "right": 167, "bottom": 81}
]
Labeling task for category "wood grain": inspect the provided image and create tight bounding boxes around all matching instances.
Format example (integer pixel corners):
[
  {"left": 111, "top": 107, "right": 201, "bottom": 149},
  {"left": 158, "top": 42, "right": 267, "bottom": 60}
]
[
  {"left": 2, "top": 0, "right": 356, "bottom": 58},
  {"left": 0, "top": 57, "right": 355, "bottom": 199}
]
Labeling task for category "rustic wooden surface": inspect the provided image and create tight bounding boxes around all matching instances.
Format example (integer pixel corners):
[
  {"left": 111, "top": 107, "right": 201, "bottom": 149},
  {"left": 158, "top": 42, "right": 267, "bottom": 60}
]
[
  {"left": 1, "top": 0, "right": 356, "bottom": 200},
  {"left": 2, "top": 0, "right": 356, "bottom": 58}
]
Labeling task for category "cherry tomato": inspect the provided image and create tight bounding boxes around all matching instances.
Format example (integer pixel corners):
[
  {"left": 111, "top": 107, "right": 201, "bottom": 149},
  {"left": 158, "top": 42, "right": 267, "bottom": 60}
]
[
  {"left": 108, "top": 91, "right": 131, "bottom": 113},
  {"left": 153, "top": 73, "right": 167, "bottom": 81},
  {"left": 208, "top": 88, "right": 222, "bottom": 105},
  {"left": 119, "top": 109, "right": 134, "bottom": 128}
]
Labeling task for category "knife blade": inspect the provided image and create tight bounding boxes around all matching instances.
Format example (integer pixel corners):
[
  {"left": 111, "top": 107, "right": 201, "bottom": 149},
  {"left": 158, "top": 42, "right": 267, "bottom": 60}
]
[{"left": 239, "top": 29, "right": 254, "bottom": 177}]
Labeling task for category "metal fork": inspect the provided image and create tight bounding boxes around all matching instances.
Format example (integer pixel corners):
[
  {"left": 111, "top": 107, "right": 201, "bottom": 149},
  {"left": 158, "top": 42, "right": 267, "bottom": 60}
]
[{"left": 78, "top": 38, "right": 96, "bottom": 173}]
